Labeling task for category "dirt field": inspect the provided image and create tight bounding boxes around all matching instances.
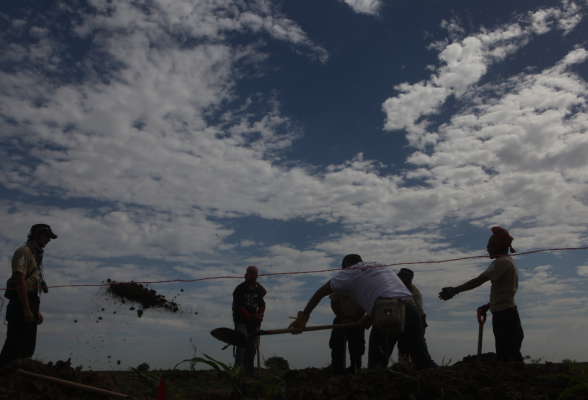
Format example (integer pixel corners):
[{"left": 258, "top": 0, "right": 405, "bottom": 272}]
[{"left": 1, "top": 356, "right": 587, "bottom": 399}]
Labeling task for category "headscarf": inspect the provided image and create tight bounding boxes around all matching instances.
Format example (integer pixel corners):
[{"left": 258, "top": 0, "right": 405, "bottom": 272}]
[{"left": 488, "top": 226, "right": 516, "bottom": 253}]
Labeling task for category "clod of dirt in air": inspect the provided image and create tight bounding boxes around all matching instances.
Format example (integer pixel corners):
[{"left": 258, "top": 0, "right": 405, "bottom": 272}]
[
  {"left": 117, "top": 360, "right": 121, "bottom": 365},
  {"left": 181, "top": 289, "right": 184, "bottom": 292},
  {"left": 101, "top": 308, "right": 105, "bottom": 311},
  {"left": 113, "top": 311, "right": 116, "bottom": 314},
  {"left": 98, "top": 317, "right": 102, "bottom": 320},
  {"left": 74, "top": 320, "right": 77, "bottom": 323},
  {"left": 107, "top": 356, "right": 111, "bottom": 358},
  {"left": 195, "top": 312, "right": 198, "bottom": 315},
  {"left": 137, "top": 309, "right": 143, "bottom": 318},
  {"left": 129, "top": 307, "right": 135, "bottom": 311},
  {"left": 105, "top": 278, "right": 181, "bottom": 314}
]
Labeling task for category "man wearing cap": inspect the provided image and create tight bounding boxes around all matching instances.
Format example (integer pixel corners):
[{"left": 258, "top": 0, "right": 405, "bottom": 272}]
[
  {"left": 396, "top": 268, "right": 427, "bottom": 361},
  {"left": 288, "top": 254, "right": 438, "bottom": 370},
  {"left": 232, "top": 265, "right": 267, "bottom": 375},
  {"left": 438, "top": 226, "right": 524, "bottom": 363},
  {"left": 329, "top": 269, "right": 366, "bottom": 374},
  {"left": 0, "top": 224, "right": 57, "bottom": 367}
]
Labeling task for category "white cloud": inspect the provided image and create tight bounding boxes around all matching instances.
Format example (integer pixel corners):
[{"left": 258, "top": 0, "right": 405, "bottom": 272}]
[
  {"left": 578, "top": 265, "right": 588, "bottom": 277},
  {"left": 340, "top": 0, "right": 382, "bottom": 16},
  {"left": 382, "top": 2, "right": 585, "bottom": 138}
]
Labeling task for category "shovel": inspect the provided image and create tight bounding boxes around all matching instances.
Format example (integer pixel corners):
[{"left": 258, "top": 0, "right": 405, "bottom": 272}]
[
  {"left": 476, "top": 308, "right": 487, "bottom": 364},
  {"left": 211, "top": 322, "right": 362, "bottom": 347}
]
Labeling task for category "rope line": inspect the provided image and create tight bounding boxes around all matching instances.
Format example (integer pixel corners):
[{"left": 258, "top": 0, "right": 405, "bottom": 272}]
[{"left": 2, "top": 246, "right": 587, "bottom": 292}]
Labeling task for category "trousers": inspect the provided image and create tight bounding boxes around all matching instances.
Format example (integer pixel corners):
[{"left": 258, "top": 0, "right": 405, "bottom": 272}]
[
  {"left": 492, "top": 306, "right": 524, "bottom": 362},
  {"left": 0, "top": 292, "right": 40, "bottom": 367},
  {"left": 367, "top": 304, "right": 438, "bottom": 369},
  {"left": 234, "top": 323, "right": 257, "bottom": 375},
  {"left": 329, "top": 317, "right": 365, "bottom": 374}
]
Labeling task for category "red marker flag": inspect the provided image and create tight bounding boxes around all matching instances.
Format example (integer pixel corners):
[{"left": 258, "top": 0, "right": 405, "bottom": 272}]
[{"left": 156, "top": 376, "right": 166, "bottom": 400}]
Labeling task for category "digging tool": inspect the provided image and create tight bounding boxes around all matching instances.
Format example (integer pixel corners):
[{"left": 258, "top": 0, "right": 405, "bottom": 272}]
[
  {"left": 343, "top": 329, "right": 348, "bottom": 369},
  {"left": 256, "top": 307, "right": 261, "bottom": 376},
  {"left": 211, "top": 322, "right": 362, "bottom": 347},
  {"left": 16, "top": 369, "right": 128, "bottom": 398},
  {"left": 476, "top": 308, "right": 487, "bottom": 364}
]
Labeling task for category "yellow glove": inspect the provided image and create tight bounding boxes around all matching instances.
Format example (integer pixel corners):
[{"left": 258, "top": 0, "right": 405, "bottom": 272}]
[
  {"left": 358, "top": 314, "right": 372, "bottom": 329},
  {"left": 287, "top": 312, "right": 310, "bottom": 334}
]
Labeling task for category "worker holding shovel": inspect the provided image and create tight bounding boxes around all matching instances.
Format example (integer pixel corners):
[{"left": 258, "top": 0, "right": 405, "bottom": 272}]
[
  {"left": 232, "top": 265, "right": 267, "bottom": 376},
  {"left": 438, "top": 226, "right": 524, "bottom": 363},
  {"left": 288, "top": 254, "right": 438, "bottom": 370}
]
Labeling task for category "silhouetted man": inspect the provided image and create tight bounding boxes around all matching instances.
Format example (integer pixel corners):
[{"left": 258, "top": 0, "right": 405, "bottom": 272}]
[
  {"left": 232, "top": 265, "right": 266, "bottom": 375},
  {"left": 0, "top": 224, "right": 57, "bottom": 366}
]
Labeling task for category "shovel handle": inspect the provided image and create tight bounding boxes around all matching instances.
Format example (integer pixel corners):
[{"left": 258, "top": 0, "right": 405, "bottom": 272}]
[
  {"left": 476, "top": 309, "right": 486, "bottom": 364},
  {"left": 265, "top": 322, "right": 361, "bottom": 335}
]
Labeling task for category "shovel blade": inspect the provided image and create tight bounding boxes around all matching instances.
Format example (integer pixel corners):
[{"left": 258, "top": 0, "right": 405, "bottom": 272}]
[{"left": 211, "top": 328, "right": 246, "bottom": 347}]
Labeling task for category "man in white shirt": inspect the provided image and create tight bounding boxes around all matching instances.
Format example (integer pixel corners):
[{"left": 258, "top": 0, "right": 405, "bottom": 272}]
[{"left": 288, "top": 254, "right": 438, "bottom": 370}]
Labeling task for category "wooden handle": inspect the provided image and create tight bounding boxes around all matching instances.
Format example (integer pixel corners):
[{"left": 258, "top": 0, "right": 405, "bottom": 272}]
[
  {"left": 17, "top": 369, "right": 128, "bottom": 398},
  {"left": 267, "top": 322, "right": 362, "bottom": 335},
  {"left": 476, "top": 327, "right": 483, "bottom": 364}
]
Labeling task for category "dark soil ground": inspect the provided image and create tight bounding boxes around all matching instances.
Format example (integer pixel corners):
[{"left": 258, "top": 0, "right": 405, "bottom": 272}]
[{"left": 1, "top": 355, "right": 587, "bottom": 400}]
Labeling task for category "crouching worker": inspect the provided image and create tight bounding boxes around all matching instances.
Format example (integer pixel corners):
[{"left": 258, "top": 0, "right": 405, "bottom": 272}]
[
  {"left": 329, "top": 287, "right": 365, "bottom": 374},
  {"left": 289, "top": 254, "right": 438, "bottom": 370},
  {"left": 232, "top": 265, "right": 266, "bottom": 375},
  {"left": 439, "top": 226, "right": 524, "bottom": 363}
]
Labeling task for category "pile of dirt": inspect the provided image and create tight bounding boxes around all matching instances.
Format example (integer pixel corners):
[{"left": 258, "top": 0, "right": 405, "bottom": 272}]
[
  {"left": 453, "top": 352, "right": 497, "bottom": 365},
  {"left": 106, "top": 279, "right": 179, "bottom": 315},
  {"left": 3, "top": 354, "right": 585, "bottom": 399},
  {"left": 278, "top": 359, "right": 581, "bottom": 400}
]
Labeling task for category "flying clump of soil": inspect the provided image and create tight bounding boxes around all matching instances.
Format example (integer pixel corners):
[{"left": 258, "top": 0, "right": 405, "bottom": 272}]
[{"left": 105, "top": 279, "right": 180, "bottom": 316}]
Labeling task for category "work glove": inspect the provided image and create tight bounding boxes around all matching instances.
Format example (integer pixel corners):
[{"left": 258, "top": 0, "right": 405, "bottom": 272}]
[
  {"left": 421, "top": 315, "right": 428, "bottom": 331},
  {"left": 438, "top": 287, "right": 459, "bottom": 301},
  {"left": 358, "top": 314, "right": 372, "bottom": 329},
  {"left": 287, "top": 312, "right": 309, "bottom": 334},
  {"left": 477, "top": 304, "right": 490, "bottom": 315}
]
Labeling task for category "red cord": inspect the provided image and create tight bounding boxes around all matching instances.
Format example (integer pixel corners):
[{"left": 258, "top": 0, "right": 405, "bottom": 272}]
[{"left": 2, "top": 246, "right": 587, "bottom": 291}]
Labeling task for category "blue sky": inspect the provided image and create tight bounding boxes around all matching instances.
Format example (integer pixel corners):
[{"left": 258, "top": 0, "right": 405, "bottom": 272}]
[{"left": 1, "top": 0, "right": 588, "bottom": 370}]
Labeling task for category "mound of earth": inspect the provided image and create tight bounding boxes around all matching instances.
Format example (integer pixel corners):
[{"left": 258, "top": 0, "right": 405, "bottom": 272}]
[
  {"left": 453, "top": 352, "right": 497, "bottom": 365},
  {"left": 106, "top": 279, "right": 179, "bottom": 314},
  {"left": 3, "top": 354, "right": 586, "bottom": 399}
]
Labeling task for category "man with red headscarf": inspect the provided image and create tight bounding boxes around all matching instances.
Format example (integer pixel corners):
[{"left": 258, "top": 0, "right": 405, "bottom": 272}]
[
  {"left": 232, "top": 265, "right": 267, "bottom": 375},
  {"left": 438, "top": 227, "right": 524, "bottom": 363}
]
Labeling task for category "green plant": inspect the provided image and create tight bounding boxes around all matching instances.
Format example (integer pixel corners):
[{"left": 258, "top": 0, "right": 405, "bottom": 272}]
[
  {"left": 542, "top": 363, "right": 588, "bottom": 399},
  {"left": 177, "top": 353, "right": 247, "bottom": 398},
  {"left": 187, "top": 338, "right": 198, "bottom": 371}
]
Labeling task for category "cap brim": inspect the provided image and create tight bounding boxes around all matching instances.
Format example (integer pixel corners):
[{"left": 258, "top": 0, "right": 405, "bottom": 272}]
[{"left": 49, "top": 233, "right": 57, "bottom": 239}]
